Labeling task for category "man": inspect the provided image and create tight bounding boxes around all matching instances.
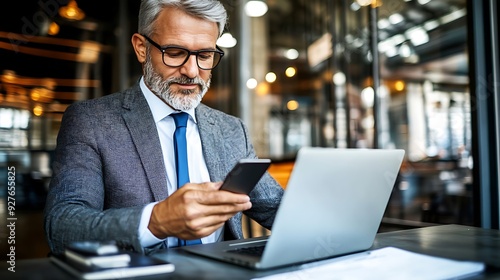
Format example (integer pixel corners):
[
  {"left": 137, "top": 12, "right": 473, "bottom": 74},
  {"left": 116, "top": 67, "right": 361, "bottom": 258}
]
[{"left": 44, "top": 0, "right": 284, "bottom": 255}]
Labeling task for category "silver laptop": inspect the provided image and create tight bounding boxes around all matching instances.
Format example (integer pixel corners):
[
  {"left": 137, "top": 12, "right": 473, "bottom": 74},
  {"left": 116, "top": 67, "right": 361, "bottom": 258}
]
[{"left": 182, "top": 147, "right": 405, "bottom": 269}]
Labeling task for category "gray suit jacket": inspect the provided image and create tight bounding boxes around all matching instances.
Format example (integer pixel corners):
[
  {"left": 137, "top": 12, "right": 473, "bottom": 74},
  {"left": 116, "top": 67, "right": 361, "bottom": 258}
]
[{"left": 44, "top": 82, "right": 284, "bottom": 255}]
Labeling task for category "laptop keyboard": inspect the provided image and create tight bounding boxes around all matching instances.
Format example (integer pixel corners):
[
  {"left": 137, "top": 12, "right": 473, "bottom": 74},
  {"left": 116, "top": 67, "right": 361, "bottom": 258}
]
[{"left": 227, "top": 245, "right": 266, "bottom": 257}]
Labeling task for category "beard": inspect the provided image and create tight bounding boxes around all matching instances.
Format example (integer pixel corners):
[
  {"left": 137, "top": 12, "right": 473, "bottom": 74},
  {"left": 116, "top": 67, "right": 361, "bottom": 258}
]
[{"left": 143, "top": 54, "right": 211, "bottom": 111}]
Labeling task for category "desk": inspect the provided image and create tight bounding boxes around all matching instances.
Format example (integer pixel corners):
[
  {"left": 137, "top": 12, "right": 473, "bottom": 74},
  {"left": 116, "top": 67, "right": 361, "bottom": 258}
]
[{"left": 2, "top": 225, "right": 499, "bottom": 279}]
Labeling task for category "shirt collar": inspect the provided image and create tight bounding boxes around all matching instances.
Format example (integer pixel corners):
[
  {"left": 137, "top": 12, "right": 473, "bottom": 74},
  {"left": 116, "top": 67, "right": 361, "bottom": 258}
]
[{"left": 140, "top": 77, "right": 197, "bottom": 123}]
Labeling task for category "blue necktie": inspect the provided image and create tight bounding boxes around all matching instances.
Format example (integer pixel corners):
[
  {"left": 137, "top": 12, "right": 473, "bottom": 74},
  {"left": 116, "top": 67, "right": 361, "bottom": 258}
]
[
  {"left": 171, "top": 112, "right": 202, "bottom": 246},
  {"left": 172, "top": 112, "right": 190, "bottom": 188}
]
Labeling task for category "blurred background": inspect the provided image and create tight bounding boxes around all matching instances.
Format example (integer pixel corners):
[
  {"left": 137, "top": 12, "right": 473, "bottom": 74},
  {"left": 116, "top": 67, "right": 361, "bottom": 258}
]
[{"left": 0, "top": 0, "right": 498, "bottom": 259}]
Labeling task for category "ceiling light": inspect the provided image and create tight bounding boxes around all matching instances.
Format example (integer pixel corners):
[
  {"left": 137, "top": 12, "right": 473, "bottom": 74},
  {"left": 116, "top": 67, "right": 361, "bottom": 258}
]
[
  {"left": 217, "top": 33, "right": 237, "bottom": 48},
  {"left": 48, "top": 22, "right": 60, "bottom": 35},
  {"left": 33, "top": 105, "right": 44, "bottom": 117},
  {"left": 2, "top": 70, "right": 16, "bottom": 83},
  {"left": 405, "top": 26, "right": 429, "bottom": 46},
  {"left": 265, "top": 72, "right": 277, "bottom": 83},
  {"left": 440, "top": 9, "right": 466, "bottom": 24},
  {"left": 399, "top": 43, "right": 412, "bottom": 58},
  {"left": 350, "top": 2, "right": 361, "bottom": 11},
  {"left": 352, "top": 38, "right": 364, "bottom": 48},
  {"left": 388, "top": 13, "right": 404, "bottom": 25},
  {"left": 256, "top": 83, "right": 270, "bottom": 96},
  {"left": 31, "top": 88, "right": 42, "bottom": 101},
  {"left": 245, "top": 1, "right": 268, "bottom": 17},
  {"left": 284, "top": 49, "right": 299, "bottom": 60},
  {"left": 286, "top": 100, "right": 299, "bottom": 111},
  {"left": 332, "top": 72, "right": 346, "bottom": 86},
  {"left": 377, "top": 18, "right": 390, "bottom": 29},
  {"left": 285, "top": 67, "right": 296, "bottom": 77},
  {"left": 77, "top": 41, "right": 101, "bottom": 63},
  {"left": 361, "top": 87, "right": 375, "bottom": 108},
  {"left": 378, "top": 40, "right": 393, "bottom": 53},
  {"left": 389, "top": 34, "right": 406, "bottom": 46},
  {"left": 423, "top": 20, "right": 440, "bottom": 31},
  {"left": 59, "top": 0, "right": 85, "bottom": 21},
  {"left": 246, "top": 78, "right": 258, "bottom": 89},
  {"left": 385, "top": 46, "right": 398, "bottom": 57},
  {"left": 394, "top": 80, "right": 405, "bottom": 91},
  {"left": 417, "top": 0, "right": 431, "bottom": 5},
  {"left": 356, "top": 0, "right": 373, "bottom": 6}
]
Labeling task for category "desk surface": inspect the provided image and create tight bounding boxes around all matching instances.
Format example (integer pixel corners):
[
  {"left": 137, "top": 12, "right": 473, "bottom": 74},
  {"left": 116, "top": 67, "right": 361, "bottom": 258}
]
[{"left": 2, "top": 224, "right": 500, "bottom": 279}]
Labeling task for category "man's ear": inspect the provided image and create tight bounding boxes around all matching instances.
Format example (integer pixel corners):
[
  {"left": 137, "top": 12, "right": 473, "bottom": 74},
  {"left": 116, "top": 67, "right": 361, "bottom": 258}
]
[{"left": 131, "top": 33, "right": 147, "bottom": 63}]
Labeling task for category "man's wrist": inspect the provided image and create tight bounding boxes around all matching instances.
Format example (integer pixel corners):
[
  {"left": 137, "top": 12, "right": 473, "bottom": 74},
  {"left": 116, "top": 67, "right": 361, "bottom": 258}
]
[
  {"left": 148, "top": 202, "right": 170, "bottom": 239},
  {"left": 138, "top": 202, "right": 164, "bottom": 247}
]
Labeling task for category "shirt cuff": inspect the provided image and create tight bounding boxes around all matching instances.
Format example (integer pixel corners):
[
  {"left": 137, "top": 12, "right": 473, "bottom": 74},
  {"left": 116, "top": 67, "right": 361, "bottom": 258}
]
[{"left": 138, "top": 202, "right": 165, "bottom": 248}]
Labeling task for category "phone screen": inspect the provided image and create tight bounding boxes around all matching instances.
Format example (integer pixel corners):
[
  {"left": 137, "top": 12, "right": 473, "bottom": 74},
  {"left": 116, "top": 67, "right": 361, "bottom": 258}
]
[{"left": 220, "top": 159, "right": 271, "bottom": 194}]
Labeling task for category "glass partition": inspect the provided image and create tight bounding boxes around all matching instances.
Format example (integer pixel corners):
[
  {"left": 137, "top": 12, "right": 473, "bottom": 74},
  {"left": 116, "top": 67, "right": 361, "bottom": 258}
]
[{"left": 239, "top": 0, "right": 473, "bottom": 228}]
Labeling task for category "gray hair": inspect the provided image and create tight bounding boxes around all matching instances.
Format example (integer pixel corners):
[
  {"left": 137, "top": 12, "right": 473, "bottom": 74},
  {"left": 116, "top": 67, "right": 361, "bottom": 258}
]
[{"left": 138, "top": 0, "right": 227, "bottom": 38}]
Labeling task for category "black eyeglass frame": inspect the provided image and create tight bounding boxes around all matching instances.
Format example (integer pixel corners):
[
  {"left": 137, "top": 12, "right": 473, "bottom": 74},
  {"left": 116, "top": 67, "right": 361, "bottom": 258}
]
[{"left": 142, "top": 34, "right": 225, "bottom": 70}]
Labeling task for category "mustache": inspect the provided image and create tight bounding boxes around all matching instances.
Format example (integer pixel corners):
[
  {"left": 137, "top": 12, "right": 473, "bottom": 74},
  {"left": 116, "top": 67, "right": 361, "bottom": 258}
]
[{"left": 166, "top": 76, "right": 204, "bottom": 86}]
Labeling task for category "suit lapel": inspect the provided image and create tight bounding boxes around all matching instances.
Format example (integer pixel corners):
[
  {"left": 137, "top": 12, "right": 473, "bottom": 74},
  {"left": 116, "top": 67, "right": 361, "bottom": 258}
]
[
  {"left": 196, "top": 104, "right": 226, "bottom": 182},
  {"left": 196, "top": 104, "right": 244, "bottom": 239},
  {"left": 121, "top": 84, "right": 168, "bottom": 201}
]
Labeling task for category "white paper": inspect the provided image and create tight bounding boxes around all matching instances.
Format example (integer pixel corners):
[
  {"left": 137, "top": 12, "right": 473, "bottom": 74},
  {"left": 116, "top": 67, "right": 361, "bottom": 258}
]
[{"left": 252, "top": 247, "right": 485, "bottom": 280}]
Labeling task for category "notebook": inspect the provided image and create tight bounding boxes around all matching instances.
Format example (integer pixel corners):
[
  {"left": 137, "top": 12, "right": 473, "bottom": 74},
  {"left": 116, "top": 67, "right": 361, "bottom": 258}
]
[
  {"left": 182, "top": 147, "right": 405, "bottom": 269},
  {"left": 51, "top": 252, "right": 175, "bottom": 279}
]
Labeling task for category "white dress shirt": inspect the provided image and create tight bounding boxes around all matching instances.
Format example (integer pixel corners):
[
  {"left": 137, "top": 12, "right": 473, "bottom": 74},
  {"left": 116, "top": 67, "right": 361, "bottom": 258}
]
[{"left": 138, "top": 77, "right": 223, "bottom": 248}]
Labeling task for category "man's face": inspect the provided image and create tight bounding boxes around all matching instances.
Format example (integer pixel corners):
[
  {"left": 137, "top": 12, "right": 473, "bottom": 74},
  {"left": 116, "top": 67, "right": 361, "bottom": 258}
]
[{"left": 143, "top": 7, "right": 219, "bottom": 110}]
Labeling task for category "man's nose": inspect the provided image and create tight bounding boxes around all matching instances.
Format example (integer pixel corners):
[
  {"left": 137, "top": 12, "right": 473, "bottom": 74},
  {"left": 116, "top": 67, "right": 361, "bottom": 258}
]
[{"left": 179, "top": 55, "right": 200, "bottom": 78}]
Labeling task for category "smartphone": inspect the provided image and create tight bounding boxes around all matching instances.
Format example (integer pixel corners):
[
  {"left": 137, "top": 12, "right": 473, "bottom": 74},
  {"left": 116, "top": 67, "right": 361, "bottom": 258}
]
[
  {"left": 67, "top": 241, "right": 119, "bottom": 256},
  {"left": 220, "top": 159, "right": 271, "bottom": 194}
]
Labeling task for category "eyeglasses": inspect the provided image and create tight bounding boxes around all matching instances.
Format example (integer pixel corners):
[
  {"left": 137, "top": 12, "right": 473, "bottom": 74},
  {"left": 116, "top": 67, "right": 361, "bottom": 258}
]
[{"left": 142, "top": 35, "right": 224, "bottom": 70}]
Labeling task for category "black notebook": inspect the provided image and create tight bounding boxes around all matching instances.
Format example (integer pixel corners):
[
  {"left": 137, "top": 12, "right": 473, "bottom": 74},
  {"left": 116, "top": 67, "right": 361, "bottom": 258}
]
[{"left": 51, "top": 253, "right": 175, "bottom": 280}]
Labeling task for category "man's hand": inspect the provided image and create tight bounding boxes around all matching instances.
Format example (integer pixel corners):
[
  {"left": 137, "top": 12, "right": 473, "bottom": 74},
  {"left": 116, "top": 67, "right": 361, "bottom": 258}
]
[{"left": 148, "top": 182, "right": 252, "bottom": 240}]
